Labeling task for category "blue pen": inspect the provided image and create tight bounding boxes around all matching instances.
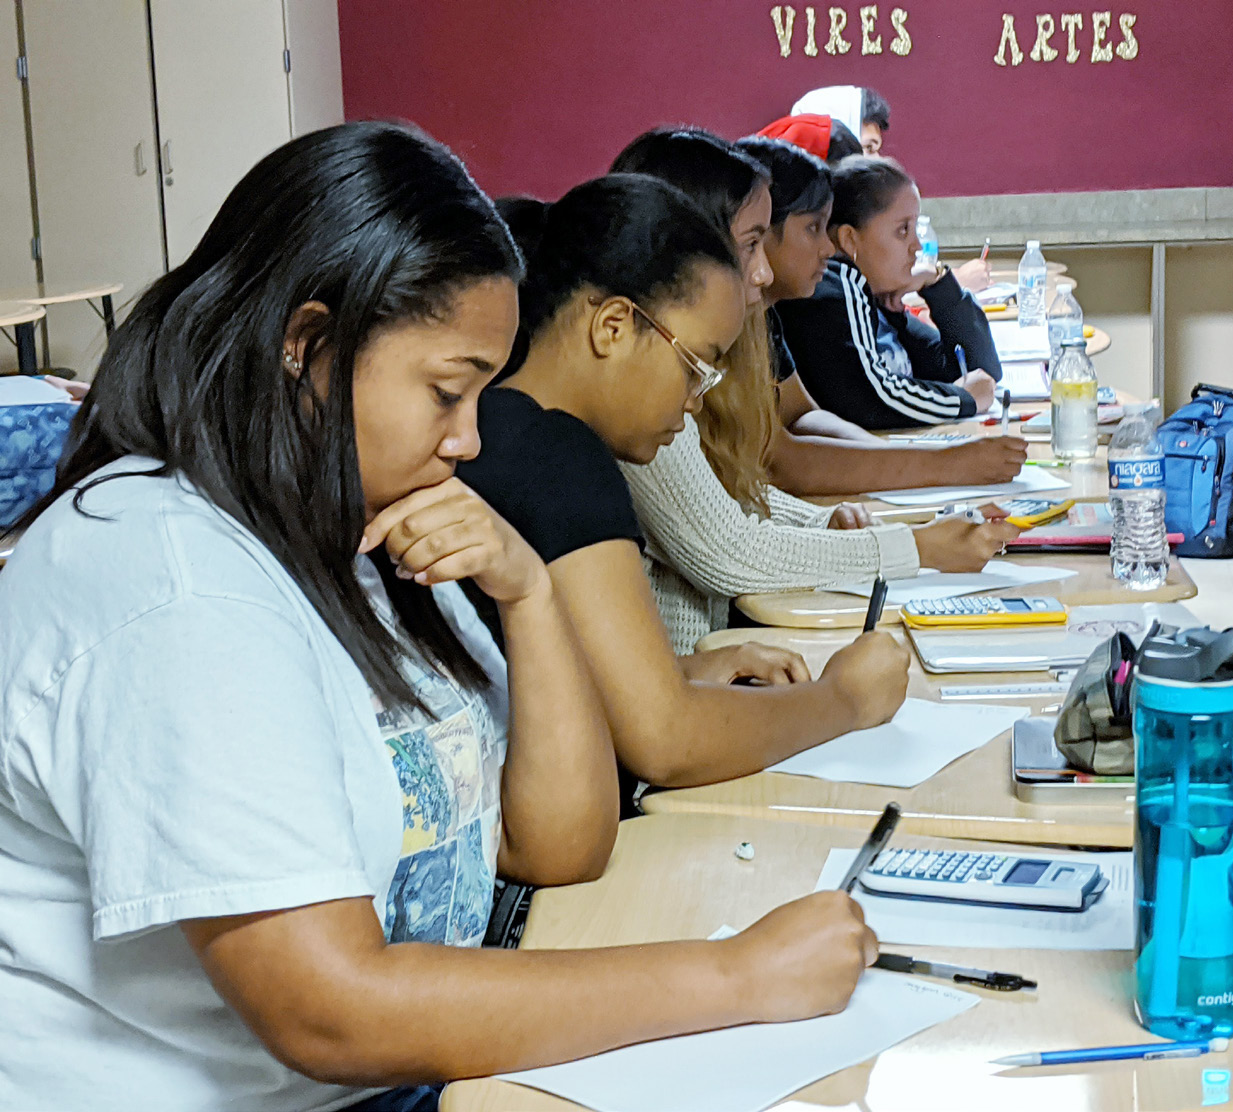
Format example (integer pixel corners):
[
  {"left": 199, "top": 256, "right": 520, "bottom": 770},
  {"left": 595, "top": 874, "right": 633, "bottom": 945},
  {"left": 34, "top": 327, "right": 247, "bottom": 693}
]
[
  {"left": 993, "top": 1035, "right": 1229, "bottom": 1067},
  {"left": 954, "top": 344, "right": 968, "bottom": 380}
]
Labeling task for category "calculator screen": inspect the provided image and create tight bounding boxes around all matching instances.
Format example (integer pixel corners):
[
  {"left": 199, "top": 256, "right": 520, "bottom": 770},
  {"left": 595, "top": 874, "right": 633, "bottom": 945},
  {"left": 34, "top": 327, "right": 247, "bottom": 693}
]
[
  {"left": 1003, "top": 599, "right": 1032, "bottom": 613},
  {"left": 1005, "top": 859, "right": 1050, "bottom": 885}
]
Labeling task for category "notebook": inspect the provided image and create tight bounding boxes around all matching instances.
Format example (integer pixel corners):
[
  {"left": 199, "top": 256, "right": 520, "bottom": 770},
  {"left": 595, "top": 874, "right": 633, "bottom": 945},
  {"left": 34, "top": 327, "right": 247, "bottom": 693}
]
[
  {"left": 907, "top": 602, "right": 1199, "bottom": 674},
  {"left": 990, "top": 321, "right": 1052, "bottom": 364},
  {"left": 1008, "top": 502, "right": 1184, "bottom": 551}
]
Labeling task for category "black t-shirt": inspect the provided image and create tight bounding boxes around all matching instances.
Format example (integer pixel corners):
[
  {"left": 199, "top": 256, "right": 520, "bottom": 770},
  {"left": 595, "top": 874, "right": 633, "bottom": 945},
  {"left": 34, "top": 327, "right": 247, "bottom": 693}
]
[
  {"left": 456, "top": 387, "right": 644, "bottom": 564},
  {"left": 767, "top": 306, "right": 797, "bottom": 384}
]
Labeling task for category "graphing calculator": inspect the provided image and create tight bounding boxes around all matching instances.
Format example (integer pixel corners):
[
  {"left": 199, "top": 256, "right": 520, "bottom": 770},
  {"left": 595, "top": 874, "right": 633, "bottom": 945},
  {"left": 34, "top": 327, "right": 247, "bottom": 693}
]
[
  {"left": 900, "top": 596, "right": 1068, "bottom": 628},
  {"left": 999, "top": 498, "right": 1075, "bottom": 528},
  {"left": 858, "top": 848, "right": 1108, "bottom": 911}
]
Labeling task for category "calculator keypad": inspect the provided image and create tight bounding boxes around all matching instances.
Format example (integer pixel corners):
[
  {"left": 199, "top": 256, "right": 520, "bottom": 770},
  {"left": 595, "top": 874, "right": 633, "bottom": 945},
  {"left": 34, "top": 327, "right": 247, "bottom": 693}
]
[{"left": 868, "top": 849, "right": 1008, "bottom": 883}]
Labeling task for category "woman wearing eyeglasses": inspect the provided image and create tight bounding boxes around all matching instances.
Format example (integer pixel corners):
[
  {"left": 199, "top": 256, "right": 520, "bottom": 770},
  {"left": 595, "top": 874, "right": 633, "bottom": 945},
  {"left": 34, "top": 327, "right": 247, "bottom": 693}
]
[{"left": 456, "top": 173, "right": 909, "bottom": 797}]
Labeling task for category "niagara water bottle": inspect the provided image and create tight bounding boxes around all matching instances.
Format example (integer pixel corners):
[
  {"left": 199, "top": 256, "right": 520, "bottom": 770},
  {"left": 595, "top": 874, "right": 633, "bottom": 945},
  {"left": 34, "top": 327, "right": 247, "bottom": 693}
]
[
  {"left": 1047, "top": 282, "right": 1083, "bottom": 369},
  {"left": 1050, "top": 338, "right": 1098, "bottom": 461},
  {"left": 1017, "top": 240, "right": 1047, "bottom": 327},
  {"left": 1134, "top": 624, "right": 1233, "bottom": 1039},
  {"left": 1110, "top": 403, "right": 1169, "bottom": 590}
]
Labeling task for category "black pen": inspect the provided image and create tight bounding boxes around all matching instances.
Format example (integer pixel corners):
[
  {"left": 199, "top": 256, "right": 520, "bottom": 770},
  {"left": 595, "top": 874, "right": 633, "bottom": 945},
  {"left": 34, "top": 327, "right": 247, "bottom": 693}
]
[
  {"left": 874, "top": 952, "right": 1037, "bottom": 993},
  {"left": 862, "top": 575, "right": 889, "bottom": 633},
  {"left": 839, "top": 802, "right": 901, "bottom": 893}
]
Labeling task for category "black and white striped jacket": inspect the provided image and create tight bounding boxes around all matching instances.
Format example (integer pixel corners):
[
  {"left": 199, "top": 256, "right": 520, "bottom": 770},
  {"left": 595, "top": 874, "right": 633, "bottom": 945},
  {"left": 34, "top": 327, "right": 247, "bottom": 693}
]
[{"left": 777, "top": 257, "right": 1003, "bottom": 430}]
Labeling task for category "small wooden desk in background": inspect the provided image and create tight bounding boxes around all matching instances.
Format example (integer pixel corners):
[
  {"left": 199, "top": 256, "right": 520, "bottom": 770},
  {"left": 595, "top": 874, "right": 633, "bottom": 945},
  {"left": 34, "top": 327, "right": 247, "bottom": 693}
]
[
  {"left": 648, "top": 624, "right": 1135, "bottom": 848},
  {"left": 443, "top": 813, "right": 1222, "bottom": 1112},
  {"left": 0, "top": 282, "right": 122, "bottom": 372}
]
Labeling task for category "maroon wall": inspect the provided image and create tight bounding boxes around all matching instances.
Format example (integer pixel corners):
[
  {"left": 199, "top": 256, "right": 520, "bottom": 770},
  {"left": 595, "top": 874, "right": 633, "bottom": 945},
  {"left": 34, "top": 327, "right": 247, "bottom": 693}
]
[{"left": 338, "top": 2, "right": 1233, "bottom": 201}]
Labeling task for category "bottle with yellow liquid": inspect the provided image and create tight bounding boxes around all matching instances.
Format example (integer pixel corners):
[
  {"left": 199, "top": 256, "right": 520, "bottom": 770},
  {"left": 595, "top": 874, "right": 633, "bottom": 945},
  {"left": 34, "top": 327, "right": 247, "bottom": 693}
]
[{"left": 1050, "top": 337, "right": 1098, "bottom": 460}]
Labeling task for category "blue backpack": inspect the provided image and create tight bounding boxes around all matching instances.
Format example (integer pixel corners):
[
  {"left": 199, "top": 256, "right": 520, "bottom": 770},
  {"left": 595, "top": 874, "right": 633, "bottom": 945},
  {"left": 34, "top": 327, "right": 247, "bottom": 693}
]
[{"left": 1159, "top": 383, "right": 1233, "bottom": 558}]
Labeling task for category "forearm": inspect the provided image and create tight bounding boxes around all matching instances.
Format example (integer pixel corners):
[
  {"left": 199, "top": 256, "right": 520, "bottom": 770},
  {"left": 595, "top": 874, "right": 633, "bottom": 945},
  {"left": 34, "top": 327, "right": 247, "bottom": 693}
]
[
  {"left": 788, "top": 409, "right": 881, "bottom": 443},
  {"left": 621, "top": 674, "right": 865, "bottom": 787},
  {"left": 190, "top": 904, "right": 747, "bottom": 1088},
  {"left": 497, "top": 575, "right": 618, "bottom": 886},
  {"left": 767, "top": 427, "right": 953, "bottom": 497}
]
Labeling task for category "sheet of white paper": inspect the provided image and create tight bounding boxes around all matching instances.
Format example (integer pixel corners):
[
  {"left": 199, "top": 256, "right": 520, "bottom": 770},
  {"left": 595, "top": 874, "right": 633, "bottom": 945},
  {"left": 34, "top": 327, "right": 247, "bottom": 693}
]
[
  {"left": 884, "top": 431, "right": 977, "bottom": 446},
  {"left": 0, "top": 377, "right": 73, "bottom": 407},
  {"left": 768, "top": 698, "right": 1025, "bottom": 787},
  {"left": 974, "top": 281, "right": 1017, "bottom": 305},
  {"left": 990, "top": 320, "right": 1052, "bottom": 362},
  {"left": 816, "top": 849, "right": 1134, "bottom": 950},
  {"left": 997, "top": 360, "right": 1051, "bottom": 400},
  {"left": 498, "top": 941, "right": 977, "bottom": 1112},
  {"left": 871, "top": 464, "right": 1071, "bottom": 505},
  {"left": 830, "top": 559, "right": 1077, "bottom": 605}
]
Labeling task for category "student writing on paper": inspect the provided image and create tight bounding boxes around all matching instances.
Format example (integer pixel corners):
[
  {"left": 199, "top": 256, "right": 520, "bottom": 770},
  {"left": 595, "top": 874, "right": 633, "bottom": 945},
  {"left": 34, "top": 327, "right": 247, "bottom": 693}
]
[
  {"left": 777, "top": 157, "right": 1004, "bottom": 429},
  {"left": 0, "top": 124, "right": 878, "bottom": 1112},
  {"left": 736, "top": 127, "right": 1028, "bottom": 497},
  {"left": 604, "top": 131, "right": 1021, "bottom": 650},
  {"left": 457, "top": 174, "right": 911, "bottom": 797}
]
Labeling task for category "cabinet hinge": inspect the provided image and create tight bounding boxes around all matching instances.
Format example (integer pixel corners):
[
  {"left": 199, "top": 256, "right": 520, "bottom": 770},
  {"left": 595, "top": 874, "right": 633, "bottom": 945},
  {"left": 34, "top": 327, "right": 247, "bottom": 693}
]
[
  {"left": 16, "top": 54, "right": 28, "bottom": 81},
  {"left": 283, "top": 48, "right": 291, "bottom": 74}
]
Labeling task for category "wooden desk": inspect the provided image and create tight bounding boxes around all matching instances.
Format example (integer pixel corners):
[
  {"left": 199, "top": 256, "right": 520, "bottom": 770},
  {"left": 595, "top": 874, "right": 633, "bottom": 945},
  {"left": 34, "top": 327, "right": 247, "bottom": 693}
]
[
  {"left": 0, "top": 301, "right": 47, "bottom": 374},
  {"left": 652, "top": 625, "right": 1134, "bottom": 848},
  {"left": 0, "top": 282, "right": 123, "bottom": 335},
  {"left": 737, "top": 551, "right": 1197, "bottom": 630},
  {"left": 444, "top": 814, "right": 1218, "bottom": 1112}
]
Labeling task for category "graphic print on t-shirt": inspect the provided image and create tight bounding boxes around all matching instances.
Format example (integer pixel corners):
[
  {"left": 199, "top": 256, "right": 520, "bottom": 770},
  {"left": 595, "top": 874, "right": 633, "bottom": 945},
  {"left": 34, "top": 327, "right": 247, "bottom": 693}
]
[{"left": 375, "top": 670, "right": 503, "bottom": 947}]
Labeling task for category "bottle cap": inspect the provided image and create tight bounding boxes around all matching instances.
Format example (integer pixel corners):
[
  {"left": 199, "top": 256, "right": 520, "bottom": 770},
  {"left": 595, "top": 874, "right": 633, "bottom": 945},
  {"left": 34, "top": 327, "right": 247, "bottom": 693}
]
[
  {"left": 1138, "top": 625, "right": 1233, "bottom": 683},
  {"left": 1026, "top": 239, "right": 1040, "bottom": 249}
]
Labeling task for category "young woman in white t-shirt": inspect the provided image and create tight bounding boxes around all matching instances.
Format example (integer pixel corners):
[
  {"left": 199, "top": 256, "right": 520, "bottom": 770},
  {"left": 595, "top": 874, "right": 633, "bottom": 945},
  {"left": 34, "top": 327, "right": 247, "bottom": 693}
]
[{"left": 0, "top": 122, "right": 877, "bottom": 1112}]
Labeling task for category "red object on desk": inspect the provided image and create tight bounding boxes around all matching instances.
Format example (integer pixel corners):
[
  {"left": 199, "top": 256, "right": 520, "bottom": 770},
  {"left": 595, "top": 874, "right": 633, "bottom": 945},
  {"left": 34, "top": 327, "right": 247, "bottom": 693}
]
[{"left": 981, "top": 411, "right": 1041, "bottom": 426}]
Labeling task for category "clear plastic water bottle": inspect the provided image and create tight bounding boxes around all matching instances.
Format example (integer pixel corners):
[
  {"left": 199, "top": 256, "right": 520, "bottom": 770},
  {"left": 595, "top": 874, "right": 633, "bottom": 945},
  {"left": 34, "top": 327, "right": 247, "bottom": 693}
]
[
  {"left": 1017, "top": 239, "right": 1047, "bottom": 328},
  {"left": 1047, "top": 282, "right": 1083, "bottom": 368},
  {"left": 1109, "top": 403, "right": 1169, "bottom": 589},
  {"left": 916, "top": 215, "right": 939, "bottom": 271},
  {"left": 1134, "top": 625, "right": 1233, "bottom": 1040},
  {"left": 1050, "top": 337, "right": 1097, "bottom": 460}
]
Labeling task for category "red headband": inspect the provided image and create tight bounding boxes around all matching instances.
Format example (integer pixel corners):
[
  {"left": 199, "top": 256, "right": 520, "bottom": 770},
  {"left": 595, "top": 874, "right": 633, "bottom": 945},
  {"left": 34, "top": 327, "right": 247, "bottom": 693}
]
[{"left": 756, "top": 114, "right": 833, "bottom": 161}]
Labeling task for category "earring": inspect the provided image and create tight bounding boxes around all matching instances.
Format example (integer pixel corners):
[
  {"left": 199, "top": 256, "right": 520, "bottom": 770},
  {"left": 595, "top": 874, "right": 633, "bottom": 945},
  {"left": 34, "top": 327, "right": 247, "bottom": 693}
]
[{"left": 283, "top": 349, "right": 302, "bottom": 372}]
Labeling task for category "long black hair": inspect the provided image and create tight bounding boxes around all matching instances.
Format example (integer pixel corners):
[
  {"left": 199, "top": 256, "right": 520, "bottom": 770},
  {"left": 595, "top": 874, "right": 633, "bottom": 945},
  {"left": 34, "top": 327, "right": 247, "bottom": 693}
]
[
  {"left": 609, "top": 127, "right": 770, "bottom": 238},
  {"left": 18, "top": 120, "right": 522, "bottom": 710},
  {"left": 498, "top": 174, "right": 739, "bottom": 346},
  {"left": 735, "top": 136, "right": 833, "bottom": 227}
]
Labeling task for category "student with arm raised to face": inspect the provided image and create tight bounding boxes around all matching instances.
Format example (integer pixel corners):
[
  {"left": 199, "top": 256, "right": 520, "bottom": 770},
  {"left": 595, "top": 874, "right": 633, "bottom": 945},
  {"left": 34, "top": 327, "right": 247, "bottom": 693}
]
[
  {"left": 456, "top": 172, "right": 909, "bottom": 790},
  {"left": 607, "top": 130, "right": 1019, "bottom": 653},
  {"left": 777, "top": 156, "right": 1004, "bottom": 430},
  {"left": 0, "top": 124, "right": 877, "bottom": 1112},
  {"left": 736, "top": 131, "right": 1028, "bottom": 496}
]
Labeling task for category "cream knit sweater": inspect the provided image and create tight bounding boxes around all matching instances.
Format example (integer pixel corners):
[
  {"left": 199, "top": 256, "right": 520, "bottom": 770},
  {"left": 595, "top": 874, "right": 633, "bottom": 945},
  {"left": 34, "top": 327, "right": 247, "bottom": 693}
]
[{"left": 619, "top": 416, "right": 921, "bottom": 653}]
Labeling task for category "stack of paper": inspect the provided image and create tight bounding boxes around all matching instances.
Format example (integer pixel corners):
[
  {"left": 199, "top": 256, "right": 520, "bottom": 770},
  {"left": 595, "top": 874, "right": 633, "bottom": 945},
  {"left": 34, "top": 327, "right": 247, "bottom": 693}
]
[
  {"left": 990, "top": 321, "right": 1052, "bottom": 363},
  {"left": 870, "top": 464, "right": 1071, "bottom": 505},
  {"left": 0, "top": 377, "right": 74, "bottom": 407},
  {"left": 769, "top": 698, "right": 1027, "bottom": 787},
  {"left": 816, "top": 849, "right": 1134, "bottom": 950},
  {"left": 831, "top": 559, "right": 1077, "bottom": 605}
]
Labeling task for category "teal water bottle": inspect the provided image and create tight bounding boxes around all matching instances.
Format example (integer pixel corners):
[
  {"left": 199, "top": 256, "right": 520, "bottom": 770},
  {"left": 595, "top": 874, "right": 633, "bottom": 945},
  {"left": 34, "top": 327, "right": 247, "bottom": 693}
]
[{"left": 1134, "top": 625, "right": 1233, "bottom": 1038}]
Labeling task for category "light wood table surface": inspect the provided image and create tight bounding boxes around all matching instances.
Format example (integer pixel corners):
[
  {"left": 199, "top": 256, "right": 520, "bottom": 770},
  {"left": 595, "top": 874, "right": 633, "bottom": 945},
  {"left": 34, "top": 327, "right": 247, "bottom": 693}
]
[
  {"left": 0, "top": 301, "right": 46, "bottom": 328},
  {"left": 650, "top": 624, "right": 1135, "bottom": 848},
  {"left": 444, "top": 813, "right": 1219, "bottom": 1112},
  {"left": 736, "top": 550, "right": 1197, "bottom": 630},
  {"left": 0, "top": 281, "right": 122, "bottom": 306}
]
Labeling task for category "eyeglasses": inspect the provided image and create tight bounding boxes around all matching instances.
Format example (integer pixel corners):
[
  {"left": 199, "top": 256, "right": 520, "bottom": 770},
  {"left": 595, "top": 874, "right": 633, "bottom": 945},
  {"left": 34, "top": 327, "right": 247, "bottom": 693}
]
[{"left": 588, "top": 295, "right": 726, "bottom": 398}]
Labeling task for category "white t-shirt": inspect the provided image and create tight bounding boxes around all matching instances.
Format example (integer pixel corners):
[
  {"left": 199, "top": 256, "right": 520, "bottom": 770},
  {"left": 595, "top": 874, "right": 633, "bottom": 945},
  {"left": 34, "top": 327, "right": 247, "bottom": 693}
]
[{"left": 0, "top": 459, "right": 508, "bottom": 1111}]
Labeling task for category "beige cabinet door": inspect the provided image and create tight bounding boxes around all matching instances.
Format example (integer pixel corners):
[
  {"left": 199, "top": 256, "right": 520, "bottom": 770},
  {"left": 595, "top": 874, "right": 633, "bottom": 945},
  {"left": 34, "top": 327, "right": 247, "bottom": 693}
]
[
  {"left": 283, "top": 0, "right": 344, "bottom": 137},
  {"left": 0, "top": 4, "right": 37, "bottom": 326},
  {"left": 150, "top": 0, "right": 292, "bottom": 267},
  {"left": 21, "top": 0, "right": 165, "bottom": 376}
]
